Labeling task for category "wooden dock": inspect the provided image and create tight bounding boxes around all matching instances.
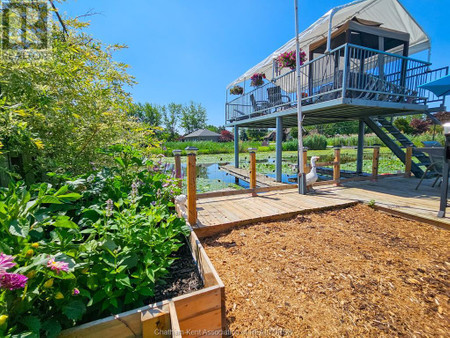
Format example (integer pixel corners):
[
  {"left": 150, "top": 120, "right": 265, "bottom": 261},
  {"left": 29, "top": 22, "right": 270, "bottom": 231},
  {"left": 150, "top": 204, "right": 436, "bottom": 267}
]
[
  {"left": 219, "top": 164, "right": 284, "bottom": 187},
  {"left": 176, "top": 176, "right": 450, "bottom": 238}
]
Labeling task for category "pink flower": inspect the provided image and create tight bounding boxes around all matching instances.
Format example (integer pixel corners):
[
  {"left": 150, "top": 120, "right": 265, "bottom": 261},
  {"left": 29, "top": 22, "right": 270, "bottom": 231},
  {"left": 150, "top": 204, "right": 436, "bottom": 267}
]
[
  {"left": 0, "top": 253, "right": 16, "bottom": 274},
  {"left": 47, "top": 257, "right": 69, "bottom": 274},
  {"left": 0, "top": 273, "right": 27, "bottom": 290},
  {"left": 73, "top": 288, "right": 80, "bottom": 295}
]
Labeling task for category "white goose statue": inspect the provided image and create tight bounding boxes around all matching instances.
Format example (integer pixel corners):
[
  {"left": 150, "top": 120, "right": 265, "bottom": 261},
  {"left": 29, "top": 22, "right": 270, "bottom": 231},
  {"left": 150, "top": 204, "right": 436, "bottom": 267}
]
[{"left": 306, "top": 156, "right": 320, "bottom": 190}]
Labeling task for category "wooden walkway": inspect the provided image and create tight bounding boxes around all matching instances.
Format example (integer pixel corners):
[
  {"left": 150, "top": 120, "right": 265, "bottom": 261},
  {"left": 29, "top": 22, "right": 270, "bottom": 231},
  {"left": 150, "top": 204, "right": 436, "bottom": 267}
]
[
  {"left": 219, "top": 164, "right": 284, "bottom": 187},
  {"left": 176, "top": 176, "right": 450, "bottom": 238}
]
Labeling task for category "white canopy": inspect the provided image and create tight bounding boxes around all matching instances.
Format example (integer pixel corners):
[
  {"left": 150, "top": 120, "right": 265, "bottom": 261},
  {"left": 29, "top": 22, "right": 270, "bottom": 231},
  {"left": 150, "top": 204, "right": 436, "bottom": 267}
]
[{"left": 228, "top": 0, "right": 430, "bottom": 87}]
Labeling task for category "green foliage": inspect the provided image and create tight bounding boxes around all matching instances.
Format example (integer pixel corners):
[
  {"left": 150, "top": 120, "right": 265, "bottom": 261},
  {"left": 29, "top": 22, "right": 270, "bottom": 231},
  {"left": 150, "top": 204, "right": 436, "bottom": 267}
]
[
  {"left": 317, "top": 121, "right": 360, "bottom": 136},
  {"left": 283, "top": 135, "right": 327, "bottom": 150},
  {"left": 0, "top": 145, "right": 188, "bottom": 336},
  {"left": 246, "top": 128, "right": 268, "bottom": 141},
  {"left": 326, "top": 134, "right": 382, "bottom": 147},
  {"left": 153, "top": 141, "right": 274, "bottom": 156},
  {"left": 161, "top": 103, "right": 182, "bottom": 141},
  {"left": 393, "top": 117, "right": 414, "bottom": 134},
  {"left": 0, "top": 17, "right": 155, "bottom": 179},
  {"left": 180, "top": 102, "right": 207, "bottom": 134},
  {"left": 128, "top": 102, "right": 162, "bottom": 126}
]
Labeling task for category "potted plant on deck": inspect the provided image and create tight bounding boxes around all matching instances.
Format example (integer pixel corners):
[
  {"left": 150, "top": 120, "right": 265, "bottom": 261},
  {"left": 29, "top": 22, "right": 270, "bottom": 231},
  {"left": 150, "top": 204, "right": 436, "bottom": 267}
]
[
  {"left": 250, "top": 73, "right": 266, "bottom": 87},
  {"left": 277, "top": 50, "right": 307, "bottom": 70},
  {"left": 230, "top": 85, "right": 244, "bottom": 95}
]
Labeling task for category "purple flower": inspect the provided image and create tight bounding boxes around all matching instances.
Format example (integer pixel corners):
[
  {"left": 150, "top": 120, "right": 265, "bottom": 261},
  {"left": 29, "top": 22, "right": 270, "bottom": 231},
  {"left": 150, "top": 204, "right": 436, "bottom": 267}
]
[
  {"left": 73, "top": 288, "right": 80, "bottom": 295},
  {"left": 47, "top": 257, "right": 69, "bottom": 274},
  {"left": 0, "top": 273, "right": 27, "bottom": 290},
  {"left": 0, "top": 253, "right": 16, "bottom": 274},
  {"left": 163, "top": 182, "right": 170, "bottom": 188}
]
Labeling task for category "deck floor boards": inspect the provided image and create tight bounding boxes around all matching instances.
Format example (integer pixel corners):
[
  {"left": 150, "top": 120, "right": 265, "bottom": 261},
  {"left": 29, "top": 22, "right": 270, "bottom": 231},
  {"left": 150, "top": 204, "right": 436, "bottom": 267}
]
[{"left": 179, "top": 176, "right": 450, "bottom": 238}]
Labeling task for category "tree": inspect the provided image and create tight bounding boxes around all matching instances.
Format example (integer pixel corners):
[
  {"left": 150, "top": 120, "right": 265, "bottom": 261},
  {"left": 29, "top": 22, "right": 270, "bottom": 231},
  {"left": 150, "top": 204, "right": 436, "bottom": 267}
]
[
  {"left": 205, "top": 124, "right": 225, "bottom": 133},
  {"left": 219, "top": 130, "right": 233, "bottom": 142},
  {"left": 0, "top": 16, "right": 154, "bottom": 179},
  {"left": 247, "top": 128, "right": 268, "bottom": 141},
  {"left": 393, "top": 117, "right": 414, "bottom": 134},
  {"left": 180, "top": 101, "right": 207, "bottom": 134},
  {"left": 410, "top": 118, "right": 431, "bottom": 135},
  {"left": 162, "top": 103, "right": 182, "bottom": 141},
  {"left": 129, "top": 102, "right": 162, "bottom": 126}
]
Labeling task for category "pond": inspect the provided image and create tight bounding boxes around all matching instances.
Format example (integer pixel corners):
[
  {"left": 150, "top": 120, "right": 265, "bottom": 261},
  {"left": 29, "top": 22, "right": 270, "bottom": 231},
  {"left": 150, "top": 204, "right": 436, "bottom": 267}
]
[{"left": 162, "top": 148, "right": 407, "bottom": 193}]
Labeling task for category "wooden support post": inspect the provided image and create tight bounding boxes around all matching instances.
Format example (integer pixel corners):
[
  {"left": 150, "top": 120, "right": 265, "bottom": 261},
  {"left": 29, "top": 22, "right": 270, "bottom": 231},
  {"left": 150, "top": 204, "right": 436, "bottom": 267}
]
[
  {"left": 249, "top": 148, "right": 257, "bottom": 197},
  {"left": 173, "top": 150, "right": 182, "bottom": 189},
  {"left": 186, "top": 147, "right": 198, "bottom": 226},
  {"left": 303, "top": 148, "right": 308, "bottom": 174},
  {"left": 405, "top": 146, "right": 412, "bottom": 178},
  {"left": 372, "top": 146, "right": 380, "bottom": 180},
  {"left": 333, "top": 147, "right": 341, "bottom": 186}
]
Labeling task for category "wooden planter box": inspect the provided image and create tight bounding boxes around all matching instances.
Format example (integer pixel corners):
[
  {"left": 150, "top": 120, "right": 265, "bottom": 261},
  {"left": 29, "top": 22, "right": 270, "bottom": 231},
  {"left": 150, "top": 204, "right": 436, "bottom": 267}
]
[{"left": 60, "top": 229, "right": 225, "bottom": 338}]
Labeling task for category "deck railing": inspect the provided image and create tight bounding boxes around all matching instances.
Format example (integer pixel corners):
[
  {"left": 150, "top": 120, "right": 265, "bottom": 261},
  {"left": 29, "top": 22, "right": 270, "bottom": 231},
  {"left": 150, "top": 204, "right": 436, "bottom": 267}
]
[{"left": 226, "top": 44, "right": 440, "bottom": 124}]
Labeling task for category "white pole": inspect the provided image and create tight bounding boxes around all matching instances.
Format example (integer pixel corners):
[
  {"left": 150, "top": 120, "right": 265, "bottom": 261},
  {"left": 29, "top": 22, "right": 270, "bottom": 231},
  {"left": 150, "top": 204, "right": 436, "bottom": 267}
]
[{"left": 295, "top": 0, "right": 306, "bottom": 194}]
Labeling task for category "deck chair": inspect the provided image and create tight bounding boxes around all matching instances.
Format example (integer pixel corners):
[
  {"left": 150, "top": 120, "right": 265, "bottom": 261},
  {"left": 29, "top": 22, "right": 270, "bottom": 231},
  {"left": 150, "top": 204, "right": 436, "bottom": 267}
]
[
  {"left": 415, "top": 151, "right": 445, "bottom": 190},
  {"left": 267, "top": 86, "right": 291, "bottom": 108},
  {"left": 250, "top": 94, "right": 271, "bottom": 116}
]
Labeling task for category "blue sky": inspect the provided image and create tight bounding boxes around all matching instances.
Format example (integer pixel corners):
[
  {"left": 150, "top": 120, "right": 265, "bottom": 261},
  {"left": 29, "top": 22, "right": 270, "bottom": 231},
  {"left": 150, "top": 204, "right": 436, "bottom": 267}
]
[{"left": 59, "top": 0, "right": 450, "bottom": 128}]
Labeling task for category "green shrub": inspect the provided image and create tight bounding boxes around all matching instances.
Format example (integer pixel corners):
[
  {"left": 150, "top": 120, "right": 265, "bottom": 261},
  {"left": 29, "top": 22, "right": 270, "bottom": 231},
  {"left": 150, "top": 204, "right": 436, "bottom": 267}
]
[
  {"left": 304, "top": 134, "right": 327, "bottom": 150},
  {"left": 0, "top": 145, "right": 188, "bottom": 336}
]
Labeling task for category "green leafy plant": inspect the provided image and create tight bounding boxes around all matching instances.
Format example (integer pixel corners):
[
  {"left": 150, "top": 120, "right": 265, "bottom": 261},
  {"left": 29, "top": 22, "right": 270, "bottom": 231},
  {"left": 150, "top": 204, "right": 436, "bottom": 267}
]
[{"left": 0, "top": 145, "right": 188, "bottom": 337}]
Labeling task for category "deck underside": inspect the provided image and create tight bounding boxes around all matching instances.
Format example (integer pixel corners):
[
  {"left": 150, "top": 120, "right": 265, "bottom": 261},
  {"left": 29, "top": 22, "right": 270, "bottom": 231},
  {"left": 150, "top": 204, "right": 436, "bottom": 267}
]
[
  {"left": 183, "top": 177, "right": 450, "bottom": 238},
  {"left": 226, "top": 98, "right": 427, "bottom": 128}
]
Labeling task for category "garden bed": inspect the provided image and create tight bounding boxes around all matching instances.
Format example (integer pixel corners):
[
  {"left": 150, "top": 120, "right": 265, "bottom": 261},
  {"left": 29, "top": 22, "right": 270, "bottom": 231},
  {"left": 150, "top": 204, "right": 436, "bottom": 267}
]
[
  {"left": 61, "top": 229, "right": 224, "bottom": 337},
  {"left": 203, "top": 205, "right": 449, "bottom": 336}
]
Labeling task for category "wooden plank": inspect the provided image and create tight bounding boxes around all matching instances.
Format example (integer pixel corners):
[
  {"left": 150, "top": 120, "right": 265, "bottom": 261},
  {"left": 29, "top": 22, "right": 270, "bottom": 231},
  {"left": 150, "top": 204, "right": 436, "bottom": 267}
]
[
  {"left": 197, "top": 183, "right": 297, "bottom": 199},
  {"left": 372, "top": 146, "right": 380, "bottom": 179},
  {"left": 405, "top": 146, "right": 412, "bottom": 178},
  {"left": 194, "top": 202, "right": 359, "bottom": 239},
  {"left": 141, "top": 306, "right": 170, "bottom": 338},
  {"left": 333, "top": 147, "right": 341, "bottom": 186},
  {"left": 169, "top": 302, "right": 182, "bottom": 338},
  {"left": 187, "top": 154, "right": 197, "bottom": 225},
  {"left": 178, "top": 309, "right": 222, "bottom": 338}
]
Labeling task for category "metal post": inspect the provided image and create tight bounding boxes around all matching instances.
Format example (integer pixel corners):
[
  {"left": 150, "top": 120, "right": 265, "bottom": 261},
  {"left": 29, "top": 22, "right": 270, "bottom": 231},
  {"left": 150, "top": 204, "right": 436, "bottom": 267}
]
[
  {"left": 276, "top": 117, "right": 283, "bottom": 182},
  {"left": 249, "top": 148, "right": 257, "bottom": 197},
  {"left": 234, "top": 125, "right": 239, "bottom": 168},
  {"left": 173, "top": 150, "right": 182, "bottom": 188},
  {"left": 438, "top": 135, "right": 449, "bottom": 218},
  {"left": 356, "top": 120, "right": 364, "bottom": 174},
  {"left": 342, "top": 44, "right": 349, "bottom": 99},
  {"left": 295, "top": 0, "right": 306, "bottom": 195}
]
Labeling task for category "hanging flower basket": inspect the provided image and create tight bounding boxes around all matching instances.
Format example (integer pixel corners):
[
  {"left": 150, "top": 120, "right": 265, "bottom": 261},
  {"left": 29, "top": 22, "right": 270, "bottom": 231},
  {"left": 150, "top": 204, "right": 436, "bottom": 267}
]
[
  {"left": 277, "top": 50, "right": 307, "bottom": 70},
  {"left": 230, "top": 85, "right": 244, "bottom": 95},
  {"left": 250, "top": 73, "right": 266, "bottom": 87}
]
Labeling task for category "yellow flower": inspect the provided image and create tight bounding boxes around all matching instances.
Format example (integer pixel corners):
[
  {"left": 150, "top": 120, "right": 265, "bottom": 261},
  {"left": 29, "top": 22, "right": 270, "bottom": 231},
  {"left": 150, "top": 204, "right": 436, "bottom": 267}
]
[
  {"left": 55, "top": 292, "right": 64, "bottom": 300},
  {"left": 31, "top": 243, "right": 39, "bottom": 248},
  {"left": 26, "top": 249, "right": 34, "bottom": 257},
  {"left": 82, "top": 268, "right": 89, "bottom": 274},
  {"left": 27, "top": 270, "right": 36, "bottom": 279},
  {"left": 0, "top": 315, "right": 8, "bottom": 325},
  {"left": 43, "top": 278, "right": 54, "bottom": 288}
]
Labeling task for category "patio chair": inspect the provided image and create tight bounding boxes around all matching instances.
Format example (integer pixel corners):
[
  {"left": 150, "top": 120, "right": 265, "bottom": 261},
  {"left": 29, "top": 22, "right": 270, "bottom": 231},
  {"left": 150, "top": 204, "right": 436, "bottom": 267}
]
[
  {"left": 415, "top": 150, "right": 445, "bottom": 190},
  {"left": 250, "top": 94, "right": 271, "bottom": 115},
  {"left": 267, "top": 86, "right": 291, "bottom": 108}
]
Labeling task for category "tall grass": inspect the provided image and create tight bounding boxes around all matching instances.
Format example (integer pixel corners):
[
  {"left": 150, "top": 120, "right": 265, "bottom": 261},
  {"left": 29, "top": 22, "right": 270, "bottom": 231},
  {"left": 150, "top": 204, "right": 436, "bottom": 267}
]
[{"left": 153, "top": 141, "right": 276, "bottom": 156}]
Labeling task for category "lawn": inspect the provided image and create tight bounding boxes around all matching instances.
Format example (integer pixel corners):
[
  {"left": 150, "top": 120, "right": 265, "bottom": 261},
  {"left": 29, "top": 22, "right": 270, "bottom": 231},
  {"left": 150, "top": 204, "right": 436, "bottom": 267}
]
[{"left": 203, "top": 205, "right": 449, "bottom": 336}]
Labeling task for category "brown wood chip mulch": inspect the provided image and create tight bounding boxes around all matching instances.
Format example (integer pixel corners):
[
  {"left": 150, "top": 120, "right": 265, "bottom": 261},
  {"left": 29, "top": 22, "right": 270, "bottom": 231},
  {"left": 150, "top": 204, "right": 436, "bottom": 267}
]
[{"left": 203, "top": 205, "right": 449, "bottom": 337}]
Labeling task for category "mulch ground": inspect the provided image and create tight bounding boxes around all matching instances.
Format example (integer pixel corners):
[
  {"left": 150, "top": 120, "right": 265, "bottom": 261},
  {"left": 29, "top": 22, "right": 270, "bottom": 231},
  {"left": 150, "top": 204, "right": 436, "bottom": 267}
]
[{"left": 202, "top": 205, "right": 449, "bottom": 337}]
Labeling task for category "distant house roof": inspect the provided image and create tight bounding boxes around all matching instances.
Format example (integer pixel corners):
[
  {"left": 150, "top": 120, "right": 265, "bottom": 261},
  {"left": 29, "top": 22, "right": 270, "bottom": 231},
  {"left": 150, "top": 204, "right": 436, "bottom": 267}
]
[{"left": 184, "top": 129, "right": 221, "bottom": 138}]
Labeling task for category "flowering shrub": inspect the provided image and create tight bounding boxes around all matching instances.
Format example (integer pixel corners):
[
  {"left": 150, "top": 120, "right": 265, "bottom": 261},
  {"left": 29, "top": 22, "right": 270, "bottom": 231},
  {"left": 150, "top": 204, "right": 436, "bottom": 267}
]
[
  {"left": 0, "top": 145, "right": 188, "bottom": 337},
  {"left": 277, "top": 50, "right": 307, "bottom": 70},
  {"left": 229, "top": 85, "right": 244, "bottom": 95},
  {"left": 250, "top": 73, "right": 266, "bottom": 87}
]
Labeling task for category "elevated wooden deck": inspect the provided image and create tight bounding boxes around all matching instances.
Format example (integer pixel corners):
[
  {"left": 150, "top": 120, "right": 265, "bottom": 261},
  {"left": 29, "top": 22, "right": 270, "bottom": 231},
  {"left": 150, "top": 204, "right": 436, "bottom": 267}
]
[{"left": 177, "top": 176, "right": 450, "bottom": 239}]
